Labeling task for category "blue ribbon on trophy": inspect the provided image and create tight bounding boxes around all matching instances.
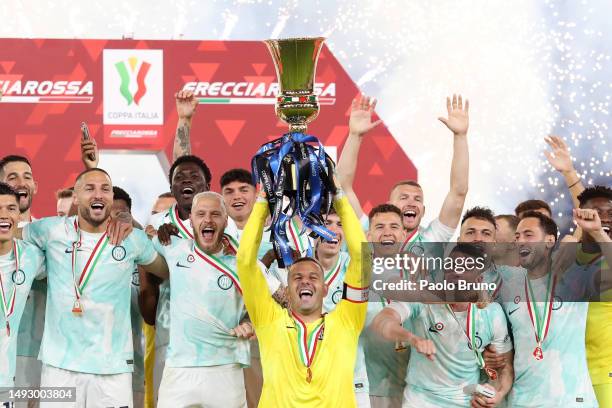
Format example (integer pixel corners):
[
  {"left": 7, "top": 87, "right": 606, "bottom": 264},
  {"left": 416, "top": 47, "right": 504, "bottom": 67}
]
[{"left": 252, "top": 37, "right": 338, "bottom": 268}]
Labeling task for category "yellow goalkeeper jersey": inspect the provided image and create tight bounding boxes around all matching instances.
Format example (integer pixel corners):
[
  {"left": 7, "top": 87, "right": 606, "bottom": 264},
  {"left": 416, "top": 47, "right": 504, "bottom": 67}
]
[
  {"left": 237, "top": 196, "right": 370, "bottom": 407},
  {"left": 580, "top": 248, "right": 612, "bottom": 386}
]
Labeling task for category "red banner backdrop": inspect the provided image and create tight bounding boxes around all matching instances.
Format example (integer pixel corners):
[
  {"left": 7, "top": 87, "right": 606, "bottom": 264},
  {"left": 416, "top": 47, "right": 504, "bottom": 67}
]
[{"left": 0, "top": 38, "right": 416, "bottom": 217}]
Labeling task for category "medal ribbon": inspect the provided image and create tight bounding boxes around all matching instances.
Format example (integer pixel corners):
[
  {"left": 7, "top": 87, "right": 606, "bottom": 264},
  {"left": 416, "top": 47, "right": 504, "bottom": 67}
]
[
  {"left": 292, "top": 311, "right": 325, "bottom": 370},
  {"left": 169, "top": 204, "right": 194, "bottom": 239},
  {"left": 524, "top": 273, "right": 556, "bottom": 350},
  {"left": 0, "top": 240, "right": 20, "bottom": 335},
  {"left": 287, "top": 218, "right": 311, "bottom": 256},
  {"left": 72, "top": 219, "right": 109, "bottom": 301},
  {"left": 324, "top": 254, "right": 344, "bottom": 286},
  {"left": 193, "top": 242, "right": 242, "bottom": 294},
  {"left": 446, "top": 303, "right": 485, "bottom": 368},
  {"left": 400, "top": 229, "right": 421, "bottom": 253}
]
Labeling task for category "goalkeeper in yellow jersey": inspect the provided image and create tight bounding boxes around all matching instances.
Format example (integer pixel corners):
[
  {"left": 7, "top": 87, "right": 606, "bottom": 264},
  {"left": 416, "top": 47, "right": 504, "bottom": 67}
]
[{"left": 237, "top": 186, "right": 370, "bottom": 407}]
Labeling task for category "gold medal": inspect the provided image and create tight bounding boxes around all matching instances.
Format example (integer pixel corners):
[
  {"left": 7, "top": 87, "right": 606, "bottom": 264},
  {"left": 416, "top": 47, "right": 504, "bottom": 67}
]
[
  {"left": 306, "top": 367, "right": 312, "bottom": 383},
  {"left": 533, "top": 346, "right": 544, "bottom": 361},
  {"left": 485, "top": 366, "right": 498, "bottom": 380},
  {"left": 72, "top": 300, "right": 83, "bottom": 315}
]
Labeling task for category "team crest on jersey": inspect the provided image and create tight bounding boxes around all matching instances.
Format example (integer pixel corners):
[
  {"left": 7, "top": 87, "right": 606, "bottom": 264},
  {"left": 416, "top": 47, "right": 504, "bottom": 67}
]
[
  {"left": 217, "top": 275, "right": 233, "bottom": 290},
  {"left": 331, "top": 289, "right": 342, "bottom": 304},
  {"left": 131, "top": 270, "right": 140, "bottom": 286},
  {"left": 466, "top": 333, "right": 483, "bottom": 350},
  {"left": 112, "top": 245, "right": 127, "bottom": 261},
  {"left": 514, "top": 296, "right": 521, "bottom": 304},
  {"left": 552, "top": 295, "right": 563, "bottom": 310},
  {"left": 12, "top": 269, "right": 26, "bottom": 285},
  {"left": 187, "top": 254, "right": 195, "bottom": 263}
]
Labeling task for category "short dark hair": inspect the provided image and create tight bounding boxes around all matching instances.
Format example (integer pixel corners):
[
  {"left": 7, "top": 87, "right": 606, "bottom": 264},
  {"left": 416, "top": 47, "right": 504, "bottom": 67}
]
[
  {"left": 0, "top": 155, "right": 32, "bottom": 177},
  {"left": 56, "top": 188, "right": 75, "bottom": 200},
  {"left": 220, "top": 168, "right": 254, "bottom": 189},
  {"left": 112, "top": 186, "right": 132, "bottom": 210},
  {"left": 288, "top": 256, "right": 325, "bottom": 276},
  {"left": 520, "top": 211, "right": 558, "bottom": 240},
  {"left": 158, "top": 192, "right": 174, "bottom": 199},
  {"left": 168, "top": 155, "right": 212, "bottom": 186},
  {"left": 577, "top": 186, "right": 612, "bottom": 208},
  {"left": 461, "top": 206, "right": 496, "bottom": 227},
  {"left": 390, "top": 180, "right": 422, "bottom": 194},
  {"left": 495, "top": 214, "right": 519, "bottom": 231},
  {"left": 515, "top": 199, "right": 551, "bottom": 217},
  {"left": 75, "top": 168, "right": 112, "bottom": 185},
  {"left": 450, "top": 242, "right": 486, "bottom": 259},
  {"left": 369, "top": 203, "right": 403, "bottom": 222},
  {"left": 0, "top": 182, "right": 19, "bottom": 202}
]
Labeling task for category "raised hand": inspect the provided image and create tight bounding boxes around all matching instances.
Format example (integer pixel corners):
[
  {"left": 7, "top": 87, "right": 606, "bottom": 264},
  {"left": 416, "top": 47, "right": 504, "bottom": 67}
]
[
  {"left": 438, "top": 94, "right": 469, "bottom": 136},
  {"left": 157, "top": 223, "right": 179, "bottom": 246},
  {"left": 175, "top": 90, "right": 198, "bottom": 120},
  {"left": 544, "top": 135, "right": 575, "bottom": 174},
  {"left": 80, "top": 134, "right": 99, "bottom": 169},
  {"left": 349, "top": 95, "right": 382, "bottom": 137},
  {"left": 573, "top": 208, "right": 605, "bottom": 239}
]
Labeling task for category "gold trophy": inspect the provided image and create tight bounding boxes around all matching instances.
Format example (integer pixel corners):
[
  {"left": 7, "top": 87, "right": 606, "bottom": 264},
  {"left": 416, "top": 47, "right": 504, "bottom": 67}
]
[{"left": 264, "top": 37, "right": 325, "bottom": 133}]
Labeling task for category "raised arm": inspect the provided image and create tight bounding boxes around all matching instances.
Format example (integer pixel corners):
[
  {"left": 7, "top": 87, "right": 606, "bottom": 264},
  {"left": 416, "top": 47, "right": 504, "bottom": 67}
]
[
  {"left": 236, "top": 195, "right": 281, "bottom": 327},
  {"left": 332, "top": 192, "right": 372, "bottom": 330},
  {"left": 437, "top": 94, "right": 469, "bottom": 229},
  {"left": 336, "top": 95, "right": 382, "bottom": 219},
  {"left": 173, "top": 90, "right": 198, "bottom": 161},
  {"left": 573, "top": 209, "right": 612, "bottom": 292},
  {"left": 544, "top": 135, "right": 585, "bottom": 208}
]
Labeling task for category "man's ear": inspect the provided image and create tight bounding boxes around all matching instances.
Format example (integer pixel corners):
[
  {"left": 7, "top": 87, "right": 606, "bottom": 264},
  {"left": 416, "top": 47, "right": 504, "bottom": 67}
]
[
  {"left": 322, "top": 283, "right": 329, "bottom": 298},
  {"left": 545, "top": 235, "right": 556, "bottom": 249}
]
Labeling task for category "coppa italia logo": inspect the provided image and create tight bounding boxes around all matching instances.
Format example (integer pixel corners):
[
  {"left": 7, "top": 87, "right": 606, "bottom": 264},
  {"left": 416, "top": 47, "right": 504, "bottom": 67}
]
[
  {"left": 103, "top": 49, "right": 163, "bottom": 126},
  {"left": 115, "top": 57, "right": 151, "bottom": 106},
  {"left": 0, "top": 79, "right": 93, "bottom": 104},
  {"left": 182, "top": 82, "right": 336, "bottom": 105}
]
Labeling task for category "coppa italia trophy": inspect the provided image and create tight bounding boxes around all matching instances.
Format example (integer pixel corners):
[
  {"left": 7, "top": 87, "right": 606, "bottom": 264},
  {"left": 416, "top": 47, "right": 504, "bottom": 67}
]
[{"left": 252, "top": 37, "right": 337, "bottom": 267}]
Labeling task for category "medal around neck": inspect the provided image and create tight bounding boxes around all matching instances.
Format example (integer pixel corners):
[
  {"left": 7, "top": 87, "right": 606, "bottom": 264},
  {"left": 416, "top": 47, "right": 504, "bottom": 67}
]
[{"left": 253, "top": 37, "right": 338, "bottom": 268}]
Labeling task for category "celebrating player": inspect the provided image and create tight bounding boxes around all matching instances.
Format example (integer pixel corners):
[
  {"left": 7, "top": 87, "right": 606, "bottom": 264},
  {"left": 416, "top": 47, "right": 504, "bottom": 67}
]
[
  {"left": 146, "top": 191, "right": 279, "bottom": 407},
  {"left": 0, "top": 155, "right": 46, "bottom": 406},
  {"left": 337, "top": 94, "right": 469, "bottom": 248},
  {"left": 19, "top": 168, "right": 168, "bottom": 408},
  {"left": 371, "top": 244, "right": 514, "bottom": 408},
  {"left": 572, "top": 186, "right": 612, "bottom": 407},
  {"left": 237, "top": 185, "right": 370, "bottom": 407},
  {"left": 0, "top": 183, "right": 45, "bottom": 406},
  {"left": 495, "top": 212, "right": 598, "bottom": 407}
]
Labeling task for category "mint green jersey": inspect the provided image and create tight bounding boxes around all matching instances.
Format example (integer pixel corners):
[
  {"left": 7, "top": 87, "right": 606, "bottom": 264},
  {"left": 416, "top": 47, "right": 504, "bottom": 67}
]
[
  {"left": 496, "top": 267, "right": 597, "bottom": 407},
  {"left": 153, "top": 236, "right": 278, "bottom": 368},
  {"left": 16, "top": 219, "right": 46, "bottom": 359},
  {"left": 389, "top": 302, "right": 511, "bottom": 407},
  {"left": 0, "top": 240, "right": 45, "bottom": 387},
  {"left": 23, "top": 216, "right": 157, "bottom": 374}
]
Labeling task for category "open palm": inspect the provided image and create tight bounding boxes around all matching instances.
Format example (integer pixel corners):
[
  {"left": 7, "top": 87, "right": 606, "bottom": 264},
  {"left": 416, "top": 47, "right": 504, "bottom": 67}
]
[
  {"left": 544, "top": 135, "right": 573, "bottom": 173},
  {"left": 349, "top": 95, "right": 382, "bottom": 136},
  {"left": 438, "top": 94, "right": 469, "bottom": 135}
]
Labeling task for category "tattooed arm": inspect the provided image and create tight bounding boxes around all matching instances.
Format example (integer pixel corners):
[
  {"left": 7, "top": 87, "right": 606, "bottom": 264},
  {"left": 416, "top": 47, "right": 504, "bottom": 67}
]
[{"left": 173, "top": 90, "right": 198, "bottom": 160}]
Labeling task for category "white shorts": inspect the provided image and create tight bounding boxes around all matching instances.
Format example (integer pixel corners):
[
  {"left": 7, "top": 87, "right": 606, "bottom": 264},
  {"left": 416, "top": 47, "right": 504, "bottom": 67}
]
[
  {"left": 39, "top": 364, "right": 132, "bottom": 408},
  {"left": 157, "top": 364, "right": 246, "bottom": 408},
  {"left": 152, "top": 345, "right": 167, "bottom": 404},
  {"left": 14, "top": 356, "right": 42, "bottom": 408}
]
